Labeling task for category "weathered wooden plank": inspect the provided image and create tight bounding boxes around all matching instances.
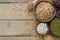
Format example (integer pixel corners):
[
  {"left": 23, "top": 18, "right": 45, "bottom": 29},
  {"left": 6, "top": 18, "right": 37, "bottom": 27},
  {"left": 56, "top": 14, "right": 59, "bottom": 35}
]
[
  {"left": 0, "top": 0, "right": 34, "bottom": 2},
  {"left": 0, "top": 37, "right": 39, "bottom": 40},
  {"left": 0, "top": 3, "right": 35, "bottom": 19},
  {"left": 0, "top": 20, "right": 37, "bottom": 36}
]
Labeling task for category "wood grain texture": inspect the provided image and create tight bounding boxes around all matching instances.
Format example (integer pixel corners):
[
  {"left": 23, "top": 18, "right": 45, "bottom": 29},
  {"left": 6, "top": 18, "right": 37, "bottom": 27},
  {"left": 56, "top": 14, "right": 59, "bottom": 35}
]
[
  {"left": 0, "top": 37, "right": 39, "bottom": 40},
  {"left": 0, "top": 3, "right": 35, "bottom": 19},
  {"left": 0, "top": 20, "right": 37, "bottom": 36},
  {"left": 0, "top": 0, "right": 34, "bottom": 2}
]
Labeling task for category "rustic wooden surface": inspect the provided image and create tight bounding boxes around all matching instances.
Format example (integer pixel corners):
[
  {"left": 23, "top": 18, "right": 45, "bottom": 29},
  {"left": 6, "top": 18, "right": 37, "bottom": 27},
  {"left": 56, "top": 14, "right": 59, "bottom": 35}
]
[
  {"left": 0, "top": 37, "right": 38, "bottom": 40},
  {"left": 0, "top": 3, "right": 38, "bottom": 36},
  {"left": 0, "top": 20, "right": 37, "bottom": 36},
  {"left": 0, "top": 3, "right": 35, "bottom": 19},
  {"left": 0, "top": 1, "right": 40, "bottom": 40},
  {"left": 0, "top": 0, "right": 59, "bottom": 40},
  {"left": 0, "top": 0, "right": 34, "bottom": 2}
]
